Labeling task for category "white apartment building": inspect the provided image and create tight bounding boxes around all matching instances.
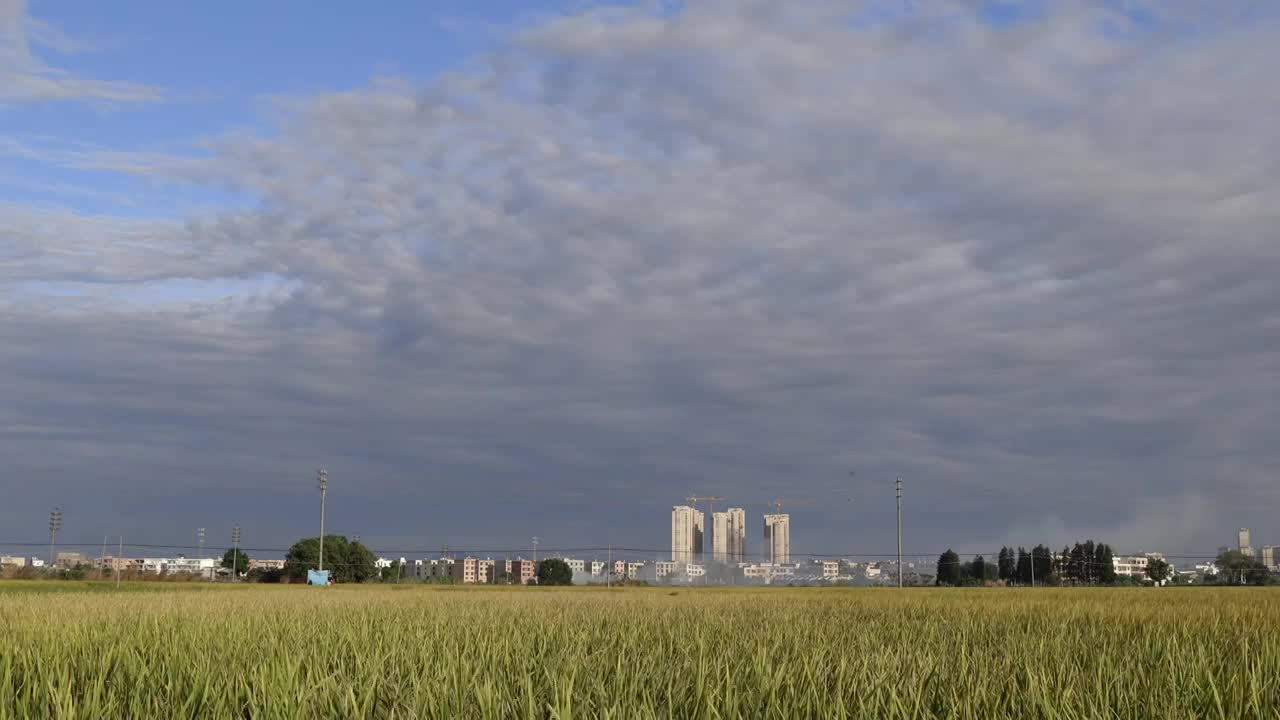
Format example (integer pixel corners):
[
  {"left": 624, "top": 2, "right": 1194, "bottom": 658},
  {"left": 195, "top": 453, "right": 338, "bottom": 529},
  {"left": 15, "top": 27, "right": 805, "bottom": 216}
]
[
  {"left": 712, "top": 508, "right": 747, "bottom": 563},
  {"left": 560, "top": 558, "right": 586, "bottom": 574},
  {"left": 655, "top": 561, "right": 679, "bottom": 580},
  {"left": 0, "top": 556, "right": 26, "bottom": 568},
  {"left": 1113, "top": 553, "right": 1170, "bottom": 581},
  {"left": 94, "top": 556, "right": 218, "bottom": 578},
  {"left": 671, "top": 505, "right": 704, "bottom": 562},
  {"left": 1262, "top": 546, "right": 1278, "bottom": 571},
  {"left": 822, "top": 560, "right": 840, "bottom": 579},
  {"left": 685, "top": 563, "right": 706, "bottom": 580},
  {"left": 1239, "top": 528, "right": 1253, "bottom": 558},
  {"left": 590, "top": 560, "right": 606, "bottom": 577},
  {"left": 763, "top": 514, "right": 791, "bottom": 564},
  {"left": 164, "top": 557, "right": 218, "bottom": 578}
]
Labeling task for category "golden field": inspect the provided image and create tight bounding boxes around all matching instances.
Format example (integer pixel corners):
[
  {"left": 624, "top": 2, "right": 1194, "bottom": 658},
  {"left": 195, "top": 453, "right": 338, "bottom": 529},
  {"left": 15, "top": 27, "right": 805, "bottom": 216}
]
[{"left": 0, "top": 583, "right": 1277, "bottom": 718}]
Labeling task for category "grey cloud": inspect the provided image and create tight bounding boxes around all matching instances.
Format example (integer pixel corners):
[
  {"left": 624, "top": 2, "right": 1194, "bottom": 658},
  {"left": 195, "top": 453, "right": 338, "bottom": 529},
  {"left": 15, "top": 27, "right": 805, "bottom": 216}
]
[{"left": 4, "top": 2, "right": 1279, "bottom": 556}]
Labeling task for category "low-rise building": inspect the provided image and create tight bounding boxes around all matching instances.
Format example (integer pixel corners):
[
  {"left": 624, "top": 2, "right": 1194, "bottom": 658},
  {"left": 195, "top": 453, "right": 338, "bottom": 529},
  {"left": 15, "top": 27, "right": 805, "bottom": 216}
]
[
  {"left": 0, "top": 556, "right": 26, "bottom": 568},
  {"left": 741, "top": 563, "right": 796, "bottom": 584},
  {"left": 249, "top": 559, "right": 286, "bottom": 571},
  {"left": 1113, "top": 552, "right": 1171, "bottom": 581},
  {"left": 55, "top": 552, "right": 89, "bottom": 569},
  {"left": 414, "top": 557, "right": 456, "bottom": 580},
  {"left": 496, "top": 559, "right": 536, "bottom": 584},
  {"left": 93, "top": 556, "right": 218, "bottom": 579},
  {"left": 450, "top": 557, "right": 496, "bottom": 584},
  {"left": 822, "top": 560, "right": 840, "bottom": 579}
]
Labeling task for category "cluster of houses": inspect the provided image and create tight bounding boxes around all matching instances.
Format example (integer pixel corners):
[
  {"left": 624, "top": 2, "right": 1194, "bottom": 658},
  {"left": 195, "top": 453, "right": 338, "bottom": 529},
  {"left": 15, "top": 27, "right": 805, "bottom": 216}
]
[
  {"left": 391, "top": 556, "right": 905, "bottom": 585},
  {"left": 0, "top": 552, "right": 285, "bottom": 579}
]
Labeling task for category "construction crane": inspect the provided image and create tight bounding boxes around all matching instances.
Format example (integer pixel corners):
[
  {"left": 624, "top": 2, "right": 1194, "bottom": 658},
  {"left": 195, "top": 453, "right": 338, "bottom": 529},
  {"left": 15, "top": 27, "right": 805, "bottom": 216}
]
[
  {"left": 768, "top": 497, "right": 814, "bottom": 513},
  {"left": 686, "top": 495, "right": 725, "bottom": 515}
]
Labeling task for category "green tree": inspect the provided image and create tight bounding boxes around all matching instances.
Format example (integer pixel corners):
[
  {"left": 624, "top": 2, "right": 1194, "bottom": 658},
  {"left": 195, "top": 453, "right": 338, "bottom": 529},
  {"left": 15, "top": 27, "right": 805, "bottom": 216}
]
[
  {"left": 1016, "top": 547, "right": 1030, "bottom": 585},
  {"left": 284, "top": 536, "right": 377, "bottom": 583},
  {"left": 248, "top": 566, "right": 285, "bottom": 584},
  {"left": 1212, "top": 550, "right": 1274, "bottom": 585},
  {"left": 1031, "top": 544, "right": 1053, "bottom": 583},
  {"left": 537, "top": 558, "right": 573, "bottom": 585},
  {"left": 1096, "top": 543, "right": 1116, "bottom": 585},
  {"left": 997, "top": 547, "right": 1016, "bottom": 582},
  {"left": 1145, "top": 558, "right": 1171, "bottom": 585},
  {"left": 936, "top": 549, "right": 960, "bottom": 586},
  {"left": 969, "top": 555, "right": 988, "bottom": 582},
  {"left": 222, "top": 548, "right": 251, "bottom": 576},
  {"left": 1067, "top": 543, "right": 1085, "bottom": 584},
  {"left": 379, "top": 560, "right": 407, "bottom": 582}
]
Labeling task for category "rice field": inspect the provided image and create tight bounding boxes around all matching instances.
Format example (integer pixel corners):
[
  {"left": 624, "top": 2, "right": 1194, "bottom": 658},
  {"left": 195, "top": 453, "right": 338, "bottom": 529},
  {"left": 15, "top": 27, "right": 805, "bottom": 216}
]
[{"left": 0, "top": 583, "right": 1277, "bottom": 719}]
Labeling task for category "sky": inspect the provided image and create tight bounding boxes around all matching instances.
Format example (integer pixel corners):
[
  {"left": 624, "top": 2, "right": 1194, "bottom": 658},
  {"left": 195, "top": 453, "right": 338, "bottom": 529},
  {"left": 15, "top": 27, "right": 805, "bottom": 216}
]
[{"left": 2, "top": 0, "right": 1278, "bottom": 562}]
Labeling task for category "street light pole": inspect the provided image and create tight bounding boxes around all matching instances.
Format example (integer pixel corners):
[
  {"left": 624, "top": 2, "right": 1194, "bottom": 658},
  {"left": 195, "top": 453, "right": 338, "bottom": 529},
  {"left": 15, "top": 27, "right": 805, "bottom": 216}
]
[
  {"left": 317, "top": 469, "right": 328, "bottom": 572},
  {"left": 198, "top": 527, "right": 205, "bottom": 557}
]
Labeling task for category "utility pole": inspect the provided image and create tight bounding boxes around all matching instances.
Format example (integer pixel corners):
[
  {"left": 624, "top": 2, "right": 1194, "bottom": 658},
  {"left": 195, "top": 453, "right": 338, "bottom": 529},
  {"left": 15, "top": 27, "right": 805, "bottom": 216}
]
[
  {"left": 1031, "top": 546, "right": 1036, "bottom": 588},
  {"left": 115, "top": 536, "right": 123, "bottom": 589},
  {"left": 48, "top": 507, "right": 62, "bottom": 568},
  {"left": 529, "top": 535, "right": 540, "bottom": 586},
  {"left": 317, "top": 468, "right": 328, "bottom": 572},
  {"left": 895, "top": 478, "right": 903, "bottom": 588},
  {"left": 607, "top": 545, "right": 612, "bottom": 588},
  {"left": 231, "top": 525, "right": 242, "bottom": 581},
  {"left": 100, "top": 535, "right": 108, "bottom": 580},
  {"left": 198, "top": 527, "right": 205, "bottom": 557}
]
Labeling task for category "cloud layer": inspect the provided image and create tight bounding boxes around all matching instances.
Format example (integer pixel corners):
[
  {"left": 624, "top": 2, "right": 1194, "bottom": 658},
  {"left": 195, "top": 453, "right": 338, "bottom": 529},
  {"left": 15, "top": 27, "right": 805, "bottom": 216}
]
[
  {"left": 0, "top": 0, "right": 159, "bottom": 103},
  {"left": 4, "top": 1, "right": 1278, "bottom": 557}
]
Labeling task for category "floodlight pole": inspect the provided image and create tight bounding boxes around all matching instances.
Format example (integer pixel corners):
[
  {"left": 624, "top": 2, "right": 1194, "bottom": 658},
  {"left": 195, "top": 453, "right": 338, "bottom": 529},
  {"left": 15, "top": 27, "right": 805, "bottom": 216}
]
[
  {"left": 48, "top": 508, "right": 62, "bottom": 567},
  {"left": 317, "top": 469, "right": 328, "bottom": 572},
  {"left": 231, "top": 525, "right": 242, "bottom": 581},
  {"left": 896, "top": 478, "right": 903, "bottom": 588}
]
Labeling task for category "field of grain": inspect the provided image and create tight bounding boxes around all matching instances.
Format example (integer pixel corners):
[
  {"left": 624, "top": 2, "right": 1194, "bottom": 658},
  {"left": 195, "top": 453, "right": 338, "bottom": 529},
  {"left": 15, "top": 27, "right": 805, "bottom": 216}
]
[{"left": 1, "top": 583, "right": 1277, "bottom": 719}]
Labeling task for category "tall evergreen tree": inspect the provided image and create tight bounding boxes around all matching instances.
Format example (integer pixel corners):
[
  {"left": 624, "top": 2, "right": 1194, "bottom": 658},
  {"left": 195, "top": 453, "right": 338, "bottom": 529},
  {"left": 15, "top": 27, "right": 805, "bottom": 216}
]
[
  {"left": 1016, "top": 547, "right": 1031, "bottom": 585},
  {"left": 1032, "top": 544, "right": 1053, "bottom": 583},
  {"left": 998, "top": 547, "right": 1015, "bottom": 582},
  {"left": 937, "top": 549, "right": 961, "bottom": 586},
  {"left": 1097, "top": 543, "right": 1116, "bottom": 584},
  {"left": 971, "top": 555, "right": 987, "bottom": 582},
  {"left": 1068, "top": 543, "right": 1085, "bottom": 584},
  {"left": 1081, "top": 540, "right": 1097, "bottom": 583}
]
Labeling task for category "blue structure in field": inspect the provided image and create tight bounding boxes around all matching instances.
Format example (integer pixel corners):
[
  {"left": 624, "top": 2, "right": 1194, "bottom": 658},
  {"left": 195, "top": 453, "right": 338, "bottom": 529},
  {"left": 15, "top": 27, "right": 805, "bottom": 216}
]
[{"left": 307, "top": 570, "right": 331, "bottom": 586}]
